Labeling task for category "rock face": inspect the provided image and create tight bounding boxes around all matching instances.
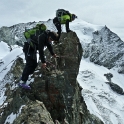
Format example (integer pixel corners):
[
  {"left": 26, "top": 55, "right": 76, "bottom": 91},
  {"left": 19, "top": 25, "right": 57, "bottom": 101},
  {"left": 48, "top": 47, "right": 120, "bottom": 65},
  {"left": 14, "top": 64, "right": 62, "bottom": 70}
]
[
  {"left": 13, "top": 100, "right": 55, "bottom": 124},
  {"left": 104, "top": 73, "right": 124, "bottom": 95},
  {"left": 0, "top": 32, "right": 103, "bottom": 124},
  {"left": 83, "top": 26, "right": 124, "bottom": 74}
]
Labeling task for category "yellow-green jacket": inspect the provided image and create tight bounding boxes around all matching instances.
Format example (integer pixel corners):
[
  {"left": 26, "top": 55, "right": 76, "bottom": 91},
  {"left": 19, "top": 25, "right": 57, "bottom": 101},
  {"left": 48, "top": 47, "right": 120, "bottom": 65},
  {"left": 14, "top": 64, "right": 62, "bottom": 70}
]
[{"left": 60, "top": 14, "right": 73, "bottom": 24}]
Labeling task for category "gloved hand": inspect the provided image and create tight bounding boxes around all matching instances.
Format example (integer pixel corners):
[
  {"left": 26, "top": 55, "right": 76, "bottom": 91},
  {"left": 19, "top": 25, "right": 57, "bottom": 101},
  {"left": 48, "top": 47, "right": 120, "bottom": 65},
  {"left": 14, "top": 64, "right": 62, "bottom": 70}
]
[
  {"left": 52, "top": 54, "right": 59, "bottom": 58},
  {"left": 42, "top": 63, "right": 46, "bottom": 68},
  {"left": 53, "top": 54, "right": 57, "bottom": 58},
  {"left": 54, "top": 40, "right": 59, "bottom": 44},
  {"left": 67, "top": 30, "right": 72, "bottom": 33}
]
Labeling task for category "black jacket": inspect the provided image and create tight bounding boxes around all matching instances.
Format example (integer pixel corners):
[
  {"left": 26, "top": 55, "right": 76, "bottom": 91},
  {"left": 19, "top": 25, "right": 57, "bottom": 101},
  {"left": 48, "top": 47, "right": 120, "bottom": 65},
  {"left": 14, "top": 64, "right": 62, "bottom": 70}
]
[{"left": 24, "top": 31, "right": 55, "bottom": 63}]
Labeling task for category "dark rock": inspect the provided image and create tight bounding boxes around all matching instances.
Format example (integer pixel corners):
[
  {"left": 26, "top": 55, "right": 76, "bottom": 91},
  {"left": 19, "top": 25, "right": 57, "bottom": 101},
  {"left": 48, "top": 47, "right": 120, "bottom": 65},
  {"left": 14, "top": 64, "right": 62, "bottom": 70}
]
[
  {"left": 104, "top": 73, "right": 113, "bottom": 82},
  {"left": 0, "top": 32, "right": 104, "bottom": 124},
  {"left": 106, "top": 82, "right": 124, "bottom": 95}
]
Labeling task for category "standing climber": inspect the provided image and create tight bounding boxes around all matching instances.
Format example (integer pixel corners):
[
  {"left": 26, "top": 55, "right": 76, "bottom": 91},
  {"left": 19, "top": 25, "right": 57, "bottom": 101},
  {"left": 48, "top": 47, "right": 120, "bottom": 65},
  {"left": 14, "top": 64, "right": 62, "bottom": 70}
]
[
  {"left": 18, "top": 25, "right": 59, "bottom": 89},
  {"left": 53, "top": 9, "right": 77, "bottom": 39}
]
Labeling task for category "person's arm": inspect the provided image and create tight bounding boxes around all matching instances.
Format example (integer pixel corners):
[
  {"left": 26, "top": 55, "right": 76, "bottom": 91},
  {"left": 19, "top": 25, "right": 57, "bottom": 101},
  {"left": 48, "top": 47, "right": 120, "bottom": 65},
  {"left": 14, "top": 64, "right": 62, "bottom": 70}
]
[
  {"left": 65, "top": 19, "right": 71, "bottom": 32},
  {"left": 47, "top": 42, "right": 55, "bottom": 56},
  {"left": 38, "top": 35, "right": 46, "bottom": 63}
]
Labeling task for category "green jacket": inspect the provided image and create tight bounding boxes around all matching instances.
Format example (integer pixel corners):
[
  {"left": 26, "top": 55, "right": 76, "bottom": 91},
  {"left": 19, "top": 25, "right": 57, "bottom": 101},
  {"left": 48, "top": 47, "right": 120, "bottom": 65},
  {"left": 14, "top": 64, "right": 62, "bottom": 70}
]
[{"left": 60, "top": 14, "right": 72, "bottom": 24}]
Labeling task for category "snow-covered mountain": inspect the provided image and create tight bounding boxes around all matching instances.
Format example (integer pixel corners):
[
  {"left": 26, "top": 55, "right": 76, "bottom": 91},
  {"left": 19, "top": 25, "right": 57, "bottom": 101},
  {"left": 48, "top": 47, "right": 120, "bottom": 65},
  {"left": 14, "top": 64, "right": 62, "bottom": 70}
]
[{"left": 0, "top": 19, "right": 124, "bottom": 124}]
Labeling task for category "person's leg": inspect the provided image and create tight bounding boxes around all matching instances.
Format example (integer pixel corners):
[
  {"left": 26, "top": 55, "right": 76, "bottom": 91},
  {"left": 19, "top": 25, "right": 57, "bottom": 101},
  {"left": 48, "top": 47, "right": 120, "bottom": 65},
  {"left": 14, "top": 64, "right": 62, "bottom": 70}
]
[
  {"left": 21, "top": 56, "right": 37, "bottom": 82},
  {"left": 53, "top": 17, "right": 61, "bottom": 38},
  {"left": 65, "top": 20, "right": 72, "bottom": 33},
  {"left": 19, "top": 42, "right": 37, "bottom": 89},
  {"left": 21, "top": 44, "right": 37, "bottom": 82}
]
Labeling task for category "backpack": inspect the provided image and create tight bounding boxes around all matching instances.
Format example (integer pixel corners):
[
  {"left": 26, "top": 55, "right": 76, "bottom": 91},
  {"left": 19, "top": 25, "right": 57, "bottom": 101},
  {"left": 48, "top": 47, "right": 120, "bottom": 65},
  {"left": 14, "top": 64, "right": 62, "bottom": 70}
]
[
  {"left": 56, "top": 9, "right": 70, "bottom": 21},
  {"left": 35, "top": 23, "right": 46, "bottom": 31},
  {"left": 24, "top": 23, "right": 46, "bottom": 39}
]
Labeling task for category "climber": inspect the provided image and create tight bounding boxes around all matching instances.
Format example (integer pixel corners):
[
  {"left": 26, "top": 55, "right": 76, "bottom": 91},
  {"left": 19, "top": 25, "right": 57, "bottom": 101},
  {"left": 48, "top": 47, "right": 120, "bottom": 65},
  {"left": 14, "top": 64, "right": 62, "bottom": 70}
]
[
  {"left": 53, "top": 9, "right": 77, "bottom": 39},
  {"left": 18, "top": 29, "right": 59, "bottom": 89}
]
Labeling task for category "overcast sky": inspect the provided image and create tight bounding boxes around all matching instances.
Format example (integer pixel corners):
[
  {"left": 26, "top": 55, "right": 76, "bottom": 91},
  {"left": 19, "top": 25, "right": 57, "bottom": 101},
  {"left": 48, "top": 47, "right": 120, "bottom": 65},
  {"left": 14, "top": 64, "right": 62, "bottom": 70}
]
[{"left": 0, "top": 0, "right": 124, "bottom": 39}]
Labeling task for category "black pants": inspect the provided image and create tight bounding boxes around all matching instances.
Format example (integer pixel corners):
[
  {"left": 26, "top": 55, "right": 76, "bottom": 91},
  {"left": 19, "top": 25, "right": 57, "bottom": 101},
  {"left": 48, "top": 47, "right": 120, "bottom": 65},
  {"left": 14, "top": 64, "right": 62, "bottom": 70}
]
[
  {"left": 53, "top": 17, "right": 61, "bottom": 37},
  {"left": 21, "top": 42, "right": 37, "bottom": 82}
]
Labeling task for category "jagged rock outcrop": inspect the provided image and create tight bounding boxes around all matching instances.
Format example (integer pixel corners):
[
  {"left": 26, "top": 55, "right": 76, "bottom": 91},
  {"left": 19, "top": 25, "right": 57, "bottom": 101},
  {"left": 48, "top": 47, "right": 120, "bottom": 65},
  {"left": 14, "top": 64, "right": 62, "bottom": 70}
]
[
  {"left": 13, "top": 100, "right": 55, "bottom": 124},
  {"left": 0, "top": 32, "right": 104, "bottom": 124},
  {"left": 105, "top": 82, "right": 124, "bottom": 95},
  {"left": 104, "top": 73, "right": 113, "bottom": 82},
  {"left": 104, "top": 73, "right": 124, "bottom": 95},
  {"left": 83, "top": 26, "right": 124, "bottom": 74}
]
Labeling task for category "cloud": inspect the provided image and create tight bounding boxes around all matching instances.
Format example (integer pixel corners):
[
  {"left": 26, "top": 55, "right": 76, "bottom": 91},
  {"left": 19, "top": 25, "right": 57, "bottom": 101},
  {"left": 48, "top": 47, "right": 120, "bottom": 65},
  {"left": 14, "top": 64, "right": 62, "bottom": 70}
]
[{"left": 0, "top": 0, "right": 124, "bottom": 29}]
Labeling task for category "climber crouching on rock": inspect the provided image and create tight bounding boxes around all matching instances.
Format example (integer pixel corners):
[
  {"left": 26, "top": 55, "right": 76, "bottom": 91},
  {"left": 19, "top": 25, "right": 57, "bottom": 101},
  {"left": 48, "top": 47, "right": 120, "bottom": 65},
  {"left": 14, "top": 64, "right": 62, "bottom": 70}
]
[
  {"left": 53, "top": 9, "right": 77, "bottom": 40},
  {"left": 18, "top": 30, "right": 59, "bottom": 89}
]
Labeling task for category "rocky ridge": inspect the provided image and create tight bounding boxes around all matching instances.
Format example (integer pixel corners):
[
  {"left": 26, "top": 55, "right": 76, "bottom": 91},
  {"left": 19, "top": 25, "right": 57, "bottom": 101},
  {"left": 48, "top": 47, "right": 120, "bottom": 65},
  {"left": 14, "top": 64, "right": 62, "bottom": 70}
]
[
  {"left": 0, "top": 32, "right": 104, "bottom": 124},
  {"left": 83, "top": 26, "right": 124, "bottom": 74}
]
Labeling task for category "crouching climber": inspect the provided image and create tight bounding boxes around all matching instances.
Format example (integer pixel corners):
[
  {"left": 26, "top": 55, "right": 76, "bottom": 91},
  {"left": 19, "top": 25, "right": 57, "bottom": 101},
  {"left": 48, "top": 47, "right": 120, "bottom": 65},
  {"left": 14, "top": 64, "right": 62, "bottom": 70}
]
[
  {"left": 18, "top": 29, "right": 59, "bottom": 89},
  {"left": 53, "top": 9, "right": 77, "bottom": 40}
]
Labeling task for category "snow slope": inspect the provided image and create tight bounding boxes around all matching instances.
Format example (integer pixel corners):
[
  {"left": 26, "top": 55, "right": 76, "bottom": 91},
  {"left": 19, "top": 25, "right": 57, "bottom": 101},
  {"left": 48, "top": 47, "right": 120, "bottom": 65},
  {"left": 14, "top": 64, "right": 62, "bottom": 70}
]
[{"left": 70, "top": 19, "right": 124, "bottom": 124}]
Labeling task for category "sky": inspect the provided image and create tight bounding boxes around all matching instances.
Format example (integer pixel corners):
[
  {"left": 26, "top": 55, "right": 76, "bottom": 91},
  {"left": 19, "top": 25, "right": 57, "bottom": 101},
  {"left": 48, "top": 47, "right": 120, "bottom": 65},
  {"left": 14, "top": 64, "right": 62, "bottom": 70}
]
[
  {"left": 0, "top": 0, "right": 124, "bottom": 40},
  {"left": 0, "top": 20, "right": 124, "bottom": 123}
]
